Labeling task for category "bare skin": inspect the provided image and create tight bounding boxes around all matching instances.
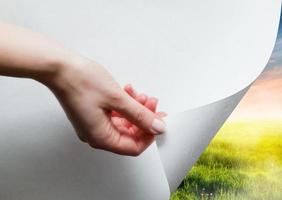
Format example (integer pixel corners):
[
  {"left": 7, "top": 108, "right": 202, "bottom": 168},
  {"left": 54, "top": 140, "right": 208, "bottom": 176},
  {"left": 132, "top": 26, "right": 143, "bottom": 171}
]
[{"left": 0, "top": 22, "right": 166, "bottom": 156}]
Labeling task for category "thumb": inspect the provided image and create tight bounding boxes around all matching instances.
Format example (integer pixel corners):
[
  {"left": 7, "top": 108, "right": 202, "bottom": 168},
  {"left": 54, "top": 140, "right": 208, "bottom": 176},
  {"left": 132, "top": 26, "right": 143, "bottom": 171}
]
[{"left": 109, "top": 91, "right": 166, "bottom": 135}]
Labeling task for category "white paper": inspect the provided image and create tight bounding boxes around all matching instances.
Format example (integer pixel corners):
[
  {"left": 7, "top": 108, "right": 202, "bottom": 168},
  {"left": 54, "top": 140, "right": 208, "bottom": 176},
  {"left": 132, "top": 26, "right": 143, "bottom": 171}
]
[
  {"left": 157, "top": 87, "right": 248, "bottom": 192},
  {"left": 0, "top": 0, "right": 281, "bottom": 199}
]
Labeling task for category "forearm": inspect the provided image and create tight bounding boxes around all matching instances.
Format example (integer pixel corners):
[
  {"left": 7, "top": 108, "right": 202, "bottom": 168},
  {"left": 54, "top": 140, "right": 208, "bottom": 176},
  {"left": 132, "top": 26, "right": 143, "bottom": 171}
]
[{"left": 0, "top": 21, "right": 74, "bottom": 82}]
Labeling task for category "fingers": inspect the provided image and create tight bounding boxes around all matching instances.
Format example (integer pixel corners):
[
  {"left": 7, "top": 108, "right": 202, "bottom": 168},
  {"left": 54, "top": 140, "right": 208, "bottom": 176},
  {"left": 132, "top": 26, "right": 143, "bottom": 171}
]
[
  {"left": 89, "top": 116, "right": 154, "bottom": 156},
  {"left": 111, "top": 117, "right": 131, "bottom": 128},
  {"left": 144, "top": 97, "right": 158, "bottom": 113},
  {"left": 107, "top": 127, "right": 154, "bottom": 156},
  {"left": 92, "top": 84, "right": 166, "bottom": 156},
  {"left": 107, "top": 133, "right": 154, "bottom": 156},
  {"left": 131, "top": 97, "right": 158, "bottom": 133},
  {"left": 124, "top": 84, "right": 137, "bottom": 99},
  {"left": 112, "top": 97, "right": 159, "bottom": 136},
  {"left": 107, "top": 84, "right": 166, "bottom": 135},
  {"left": 136, "top": 94, "right": 147, "bottom": 105},
  {"left": 157, "top": 111, "right": 167, "bottom": 118},
  {"left": 111, "top": 91, "right": 166, "bottom": 135},
  {"left": 124, "top": 84, "right": 147, "bottom": 105},
  {"left": 124, "top": 84, "right": 158, "bottom": 116},
  {"left": 111, "top": 85, "right": 147, "bottom": 118}
]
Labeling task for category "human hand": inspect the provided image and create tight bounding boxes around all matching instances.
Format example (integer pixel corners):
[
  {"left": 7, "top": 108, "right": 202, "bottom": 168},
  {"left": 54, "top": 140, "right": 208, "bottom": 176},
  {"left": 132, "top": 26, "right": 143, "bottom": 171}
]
[
  {"left": 43, "top": 56, "right": 166, "bottom": 156},
  {"left": 0, "top": 22, "right": 166, "bottom": 156},
  {"left": 111, "top": 84, "right": 166, "bottom": 154}
]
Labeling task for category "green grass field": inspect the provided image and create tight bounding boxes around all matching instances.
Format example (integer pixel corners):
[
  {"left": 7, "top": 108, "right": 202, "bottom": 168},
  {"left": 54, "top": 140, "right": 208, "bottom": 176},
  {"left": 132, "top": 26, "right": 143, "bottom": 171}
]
[{"left": 170, "top": 120, "right": 282, "bottom": 200}]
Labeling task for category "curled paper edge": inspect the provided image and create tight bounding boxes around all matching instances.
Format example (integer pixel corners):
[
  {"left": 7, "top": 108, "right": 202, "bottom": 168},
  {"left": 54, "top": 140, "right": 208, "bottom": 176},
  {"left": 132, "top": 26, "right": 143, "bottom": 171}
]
[
  {"left": 157, "top": 87, "right": 248, "bottom": 192},
  {"left": 156, "top": 4, "right": 282, "bottom": 193}
]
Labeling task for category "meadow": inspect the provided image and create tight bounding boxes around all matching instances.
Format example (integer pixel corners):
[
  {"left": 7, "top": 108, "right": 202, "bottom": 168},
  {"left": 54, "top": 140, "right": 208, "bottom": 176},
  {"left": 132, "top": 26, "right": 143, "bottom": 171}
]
[{"left": 170, "top": 120, "right": 282, "bottom": 200}]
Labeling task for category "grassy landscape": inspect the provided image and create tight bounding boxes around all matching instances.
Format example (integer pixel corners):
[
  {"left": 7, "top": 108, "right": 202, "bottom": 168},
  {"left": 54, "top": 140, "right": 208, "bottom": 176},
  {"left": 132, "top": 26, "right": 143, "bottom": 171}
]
[{"left": 170, "top": 120, "right": 282, "bottom": 200}]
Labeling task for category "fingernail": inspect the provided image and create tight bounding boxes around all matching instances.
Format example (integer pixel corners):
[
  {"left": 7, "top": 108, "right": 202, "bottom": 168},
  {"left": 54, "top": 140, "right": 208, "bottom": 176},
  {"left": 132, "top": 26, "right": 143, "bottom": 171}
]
[{"left": 151, "top": 118, "right": 166, "bottom": 134}]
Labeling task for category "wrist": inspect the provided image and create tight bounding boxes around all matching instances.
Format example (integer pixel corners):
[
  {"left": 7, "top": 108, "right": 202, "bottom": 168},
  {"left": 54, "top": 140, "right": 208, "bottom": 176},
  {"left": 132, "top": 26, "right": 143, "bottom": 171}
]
[{"left": 38, "top": 52, "right": 90, "bottom": 93}]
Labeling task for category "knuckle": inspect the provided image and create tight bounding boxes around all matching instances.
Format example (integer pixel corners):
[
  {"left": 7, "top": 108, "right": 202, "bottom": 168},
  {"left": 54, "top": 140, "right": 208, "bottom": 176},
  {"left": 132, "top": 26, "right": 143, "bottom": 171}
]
[
  {"left": 135, "top": 109, "right": 145, "bottom": 124},
  {"left": 109, "top": 91, "right": 124, "bottom": 107}
]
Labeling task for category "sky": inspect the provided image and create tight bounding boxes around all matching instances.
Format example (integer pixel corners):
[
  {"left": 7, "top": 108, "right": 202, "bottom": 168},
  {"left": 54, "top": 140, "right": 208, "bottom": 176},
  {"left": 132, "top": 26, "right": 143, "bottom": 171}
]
[{"left": 229, "top": 13, "right": 282, "bottom": 121}]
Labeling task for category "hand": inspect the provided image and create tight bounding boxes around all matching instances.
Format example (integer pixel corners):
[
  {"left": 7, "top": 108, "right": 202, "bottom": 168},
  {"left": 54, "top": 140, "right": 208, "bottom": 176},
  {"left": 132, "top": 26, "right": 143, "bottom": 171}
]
[
  {"left": 111, "top": 84, "right": 166, "bottom": 155},
  {"left": 0, "top": 22, "right": 166, "bottom": 156},
  {"left": 44, "top": 57, "right": 166, "bottom": 156}
]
